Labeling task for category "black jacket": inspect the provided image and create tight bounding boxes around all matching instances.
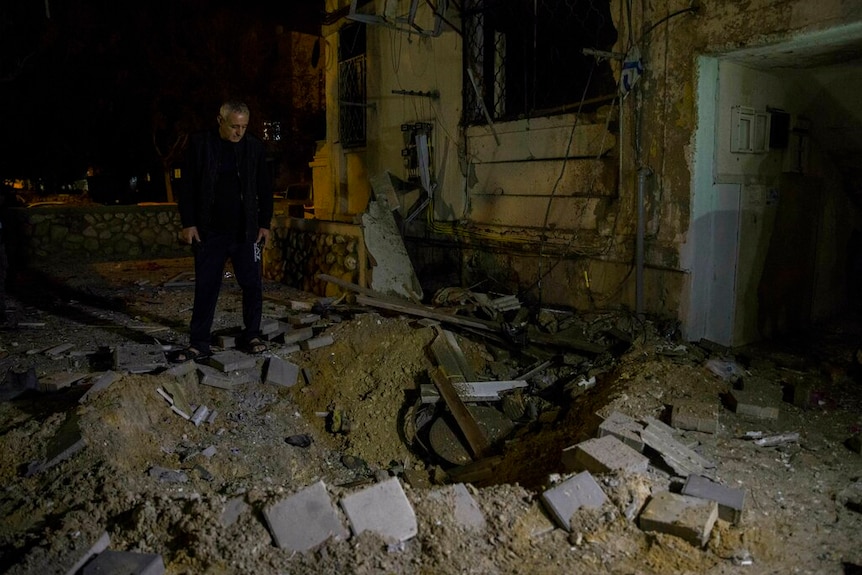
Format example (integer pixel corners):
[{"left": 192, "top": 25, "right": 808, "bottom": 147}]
[{"left": 177, "top": 129, "right": 273, "bottom": 243}]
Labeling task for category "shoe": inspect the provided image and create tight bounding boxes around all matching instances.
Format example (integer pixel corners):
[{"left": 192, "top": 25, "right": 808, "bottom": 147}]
[
  {"left": 242, "top": 337, "right": 267, "bottom": 354},
  {"left": 168, "top": 346, "right": 211, "bottom": 363}
]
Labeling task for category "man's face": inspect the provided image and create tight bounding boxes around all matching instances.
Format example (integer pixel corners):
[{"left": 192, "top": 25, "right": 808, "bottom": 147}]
[{"left": 218, "top": 111, "right": 249, "bottom": 143}]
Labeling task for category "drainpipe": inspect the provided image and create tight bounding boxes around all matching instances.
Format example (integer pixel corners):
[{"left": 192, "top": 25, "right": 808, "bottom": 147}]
[{"left": 636, "top": 167, "right": 652, "bottom": 317}]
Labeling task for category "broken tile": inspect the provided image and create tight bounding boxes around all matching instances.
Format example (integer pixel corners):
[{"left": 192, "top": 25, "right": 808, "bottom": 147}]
[
  {"left": 263, "top": 480, "right": 349, "bottom": 552},
  {"left": 82, "top": 550, "right": 166, "bottom": 575},
  {"left": 340, "top": 477, "right": 417, "bottom": 543},
  {"left": 541, "top": 471, "right": 608, "bottom": 531},
  {"left": 639, "top": 491, "right": 718, "bottom": 548}
]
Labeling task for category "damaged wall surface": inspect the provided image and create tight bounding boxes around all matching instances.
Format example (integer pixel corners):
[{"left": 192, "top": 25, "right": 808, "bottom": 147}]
[{"left": 312, "top": 0, "right": 862, "bottom": 345}]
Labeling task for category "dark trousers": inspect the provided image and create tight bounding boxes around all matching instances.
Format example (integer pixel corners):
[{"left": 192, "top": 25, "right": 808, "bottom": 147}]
[{"left": 189, "top": 232, "right": 262, "bottom": 352}]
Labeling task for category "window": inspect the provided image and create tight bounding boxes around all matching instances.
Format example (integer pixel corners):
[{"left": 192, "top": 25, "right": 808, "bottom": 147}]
[
  {"left": 462, "top": 0, "right": 618, "bottom": 125},
  {"left": 338, "top": 22, "right": 367, "bottom": 148}
]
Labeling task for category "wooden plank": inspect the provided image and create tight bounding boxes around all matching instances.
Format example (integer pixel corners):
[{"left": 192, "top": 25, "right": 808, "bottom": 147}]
[
  {"left": 430, "top": 367, "right": 490, "bottom": 460},
  {"left": 355, "top": 294, "right": 499, "bottom": 332}
]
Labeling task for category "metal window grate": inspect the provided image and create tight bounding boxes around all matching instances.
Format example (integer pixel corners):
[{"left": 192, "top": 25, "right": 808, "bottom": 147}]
[
  {"left": 339, "top": 23, "right": 367, "bottom": 148},
  {"left": 339, "top": 54, "right": 367, "bottom": 148},
  {"left": 462, "top": 0, "right": 618, "bottom": 125}
]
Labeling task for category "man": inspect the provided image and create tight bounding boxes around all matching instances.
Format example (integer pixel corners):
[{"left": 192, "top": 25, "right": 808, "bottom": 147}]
[{"left": 174, "top": 100, "right": 273, "bottom": 360}]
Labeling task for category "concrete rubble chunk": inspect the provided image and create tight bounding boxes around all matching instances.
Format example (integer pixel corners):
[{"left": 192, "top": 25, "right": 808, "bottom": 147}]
[
  {"left": 28, "top": 412, "right": 86, "bottom": 476},
  {"left": 205, "top": 350, "right": 258, "bottom": 372},
  {"left": 163, "top": 359, "right": 197, "bottom": 377},
  {"left": 264, "top": 355, "right": 300, "bottom": 387},
  {"left": 639, "top": 422, "right": 716, "bottom": 479},
  {"left": 82, "top": 550, "right": 166, "bottom": 575},
  {"left": 639, "top": 491, "right": 718, "bottom": 548},
  {"left": 541, "top": 471, "right": 608, "bottom": 531},
  {"left": 340, "top": 477, "right": 418, "bottom": 542},
  {"left": 113, "top": 343, "right": 168, "bottom": 373},
  {"left": 39, "top": 371, "right": 89, "bottom": 392},
  {"left": 263, "top": 480, "right": 349, "bottom": 552},
  {"left": 79, "top": 371, "right": 121, "bottom": 403},
  {"left": 562, "top": 435, "right": 649, "bottom": 475},
  {"left": 45, "top": 342, "right": 75, "bottom": 357},
  {"left": 682, "top": 474, "right": 745, "bottom": 524},
  {"left": 598, "top": 411, "right": 645, "bottom": 452},
  {"left": 427, "top": 483, "right": 487, "bottom": 532},
  {"left": 728, "top": 377, "right": 781, "bottom": 420},
  {"left": 63, "top": 531, "right": 111, "bottom": 575},
  {"left": 300, "top": 334, "right": 335, "bottom": 351},
  {"left": 282, "top": 326, "right": 315, "bottom": 345},
  {"left": 196, "top": 364, "right": 253, "bottom": 390}
]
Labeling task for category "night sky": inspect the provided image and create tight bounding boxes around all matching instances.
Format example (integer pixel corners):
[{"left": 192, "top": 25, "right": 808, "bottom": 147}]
[{"left": 0, "top": 0, "right": 323, "bottom": 194}]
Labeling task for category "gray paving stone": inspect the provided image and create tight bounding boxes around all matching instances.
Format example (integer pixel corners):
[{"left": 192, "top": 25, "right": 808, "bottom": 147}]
[
  {"left": 682, "top": 474, "right": 745, "bottom": 524},
  {"left": 61, "top": 531, "right": 111, "bottom": 575},
  {"left": 282, "top": 326, "right": 314, "bottom": 345},
  {"left": 597, "top": 411, "right": 645, "bottom": 452},
  {"left": 639, "top": 491, "right": 718, "bottom": 547},
  {"left": 82, "top": 550, "right": 165, "bottom": 575},
  {"left": 196, "top": 364, "right": 252, "bottom": 389},
  {"left": 340, "top": 477, "right": 418, "bottom": 542},
  {"left": 113, "top": 343, "right": 167, "bottom": 373},
  {"left": 427, "top": 483, "right": 486, "bottom": 532},
  {"left": 206, "top": 350, "right": 258, "bottom": 372},
  {"left": 264, "top": 356, "right": 300, "bottom": 387},
  {"left": 562, "top": 435, "right": 649, "bottom": 475},
  {"left": 300, "top": 334, "right": 334, "bottom": 351},
  {"left": 263, "top": 480, "right": 349, "bottom": 552},
  {"left": 541, "top": 471, "right": 608, "bottom": 531}
]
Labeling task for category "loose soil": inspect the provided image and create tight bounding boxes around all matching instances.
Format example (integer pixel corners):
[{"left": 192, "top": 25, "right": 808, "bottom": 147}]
[{"left": 1, "top": 258, "right": 861, "bottom": 575}]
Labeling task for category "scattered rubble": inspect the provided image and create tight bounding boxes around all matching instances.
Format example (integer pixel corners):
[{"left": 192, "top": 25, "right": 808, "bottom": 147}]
[{"left": 0, "top": 259, "right": 861, "bottom": 574}]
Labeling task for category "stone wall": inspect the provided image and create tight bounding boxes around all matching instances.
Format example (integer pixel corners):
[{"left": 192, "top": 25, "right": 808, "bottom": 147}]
[
  {"left": 5, "top": 204, "right": 188, "bottom": 265},
  {"left": 4, "top": 204, "right": 368, "bottom": 299},
  {"left": 265, "top": 216, "right": 366, "bottom": 297}
]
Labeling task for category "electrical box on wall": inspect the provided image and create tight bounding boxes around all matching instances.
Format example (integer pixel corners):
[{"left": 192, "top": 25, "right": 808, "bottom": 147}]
[{"left": 731, "top": 106, "right": 770, "bottom": 153}]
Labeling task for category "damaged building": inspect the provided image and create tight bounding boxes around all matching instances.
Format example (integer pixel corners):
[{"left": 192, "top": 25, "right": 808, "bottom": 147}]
[{"left": 1, "top": 1, "right": 862, "bottom": 574}]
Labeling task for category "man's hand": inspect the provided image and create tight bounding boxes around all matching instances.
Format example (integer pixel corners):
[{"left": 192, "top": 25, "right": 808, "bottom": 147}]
[
  {"left": 256, "top": 228, "right": 270, "bottom": 246},
  {"left": 181, "top": 226, "right": 200, "bottom": 245}
]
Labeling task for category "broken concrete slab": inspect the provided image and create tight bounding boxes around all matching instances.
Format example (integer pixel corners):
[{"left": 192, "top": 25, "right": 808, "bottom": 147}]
[
  {"left": 28, "top": 412, "right": 86, "bottom": 476},
  {"left": 727, "top": 384, "right": 781, "bottom": 420},
  {"left": 340, "top": 477, "right": 418, "bottom": 543},
  {"left": 78, "top": 370, "right": 121, "bottom": 403},
  {"left": 196, "top": 364, "right": 253, "bottom": 390},
  {"left": 282, "top": 326, "right": 314, "bottom": 345},
  {"left": 163, "top": 360, "right": 197, "bottom": 378},
  {"left": 62, "top": 530, "right": 111, "bottom": 575},
  {"left": 82, "top": 549, "right": 166, "bottom": 575},
  {"left": 561, "top": 435, "right": 649, "bottom": 475},
  {"left": 427, "top": 483, "right": 487, "bottom": 532},
  {"left": 263, "top": 480, "right": 349, "bottom": 552},
  {"left": 670, "top": 400, "right": 719, "bottom": 434},
  {"left": 362, "top": 191, "right": 424, "bottom": 302},
  {"left": 639, "top": 421, "right": 716, "bottom": 479},
  {"left": 597, "top": 411, "right": 645, "bottom": 452},
  {"left": 113, "top": 343, "right": 168, "bottom": 373},
  {"left": 264, "top": 355, "right": 300, "bottom": 387},
  {"left": 39, "top": 371, "right": 89, "bottom": 392},
  {"left": 45, "top": 342, "right": 75, "bottom": 357},
  {"left": 682, "top": 474, "right": 745, "bottom": 524},
  {"left": 205, "top": 350, "right": 257, "bottom": 372},
  {"left": 541, "top": 471, "right": 608, "bottom": 531},
  {"left": 639, "top": 491, "right": 718, "bottom": 548},
  {"left": 299, "top": 334, "right": 334, "bottom": 351}
]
